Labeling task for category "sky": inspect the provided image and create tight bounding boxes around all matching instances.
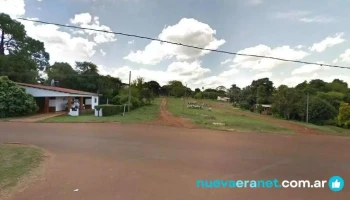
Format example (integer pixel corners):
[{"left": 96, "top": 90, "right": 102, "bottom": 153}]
[{"left": 1, "top": 0, "right": 350, "bottom": 89}]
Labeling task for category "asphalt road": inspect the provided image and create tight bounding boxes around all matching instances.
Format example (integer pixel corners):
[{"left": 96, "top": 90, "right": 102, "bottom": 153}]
[{"left": 1, "top": 122, "right": 350, "bottom": 200}]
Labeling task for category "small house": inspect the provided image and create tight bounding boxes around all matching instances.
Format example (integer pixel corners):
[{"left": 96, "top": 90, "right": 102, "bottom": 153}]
[
  {"left": 17, "top": 83, "right": 99, "bottom": 114},
  {"left": 217, "top": 96, "right": 230, "bottom": 102}
]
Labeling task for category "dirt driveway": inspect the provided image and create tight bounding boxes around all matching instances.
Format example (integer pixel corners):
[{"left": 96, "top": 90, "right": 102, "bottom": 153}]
[
  {"left": 1, "top": 122, "right": 350, "bottom": 200},
  {"left": 151, "top": 98, "right": 198, "bottom": 129}
]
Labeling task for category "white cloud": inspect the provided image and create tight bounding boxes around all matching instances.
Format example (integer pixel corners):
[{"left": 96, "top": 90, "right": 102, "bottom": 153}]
[
  {"left": 309, "top": 33, "right": 345, "bottom": 52},
  {"left": 333, "top": 58, "right": 339, "bottom": 63},
  {"left": 275, "top": 11, "right": 311, "bottom": 20},
  {"left": 100, "top": 49, "right": 106, "bottom": 56},
  {"left": 128, "top": 40, "right": 134, "bottom": 44},
  {"left": 300, "top": 16, "right": 334, "bottom": 23},
  {"left": 99, "top": 61, "right": 211, "bottom": 87},
  {"left": 253, "top": 72, "right": 272, "bottom": 79},
  {"left": 22, "top": 19, "right": 97, "bottom": 67},
  {"left": 70, "top": 13, "right": 117, "bottom": 44},
  {"left": 291, "top": 62, "right": 327, "bottom": 75},
  {"left": 221, "top": 59, "right": 232, "bottom": 65},
  {"left": 295, "top": 45, "right": 304, "bottom": 49},
  {"left": 124, "top": 18, "right": 225, "bottom": 65},
  {"left": 0, "top": 0, "right": 25, "bottom": 17},
  {"left": 248, "top": 0, "right": 262, "bottom": 6},
  {"left": 338, "top": 49, "right": 350, "bottom": 63},
  {"left": 274, "top": 11, "right": 334, "bottom": 24},
  {"left": 231, "top": 44, "right": 309, "bottom": 71}
]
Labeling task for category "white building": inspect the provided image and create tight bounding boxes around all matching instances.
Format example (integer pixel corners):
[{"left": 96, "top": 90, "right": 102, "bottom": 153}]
[
  {"left": 17, "top": 83, "right": 99, "bottom": 114},
  {"left": 217, "top": 96, "right": 230, "bottom": 102}
]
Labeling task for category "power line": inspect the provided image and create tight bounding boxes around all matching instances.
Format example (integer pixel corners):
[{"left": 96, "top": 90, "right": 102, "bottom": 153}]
[{"left": 17, "top": 18, "right": 350, "bottom": 70}]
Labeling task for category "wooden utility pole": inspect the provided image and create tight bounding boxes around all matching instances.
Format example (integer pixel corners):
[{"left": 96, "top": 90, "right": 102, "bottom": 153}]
[
  {"left": 128, "top": 71, "right": 131, "bottom": 112},
  {"left": 306, "top": 93, "right": 309, "bottom": 123},
  {"left": 182, "top": 83, "right": 187, "bottom": 113}
]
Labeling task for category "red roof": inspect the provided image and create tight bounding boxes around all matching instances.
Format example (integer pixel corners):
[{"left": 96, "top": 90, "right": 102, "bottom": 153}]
[{"left": 17, "top": 83, "right": 98, "bottom": 96}]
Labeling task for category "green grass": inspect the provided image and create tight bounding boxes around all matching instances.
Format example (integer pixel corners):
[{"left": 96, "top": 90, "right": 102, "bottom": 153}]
[
  {"left": 167, "top": 98, "right": 294, "bottom": 134},
  {"left": 204, "top": 99, "right": 350, "bottom": 136},
  {"left": 289, "top": 121, "right": 350, "bottom": 136},
  {"left": 41, "top": 98, "right": 161, "bottom": 123},
  {"left": 0, "top": 144, "right": 44, "bottom": 192}
]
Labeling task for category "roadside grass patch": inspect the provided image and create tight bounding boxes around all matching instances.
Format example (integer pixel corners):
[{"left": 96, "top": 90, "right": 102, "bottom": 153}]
[
  {"left": 0, "top": 144, "right": 44, "bottom": 196},
  {"left": 167, "top": 98, "right": 294, "bottom": 134}
]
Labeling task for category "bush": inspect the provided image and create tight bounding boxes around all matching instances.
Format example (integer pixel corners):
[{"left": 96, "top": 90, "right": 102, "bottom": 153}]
[
  {"left": 194, "top": 92, "right": 202, "bottom": 99},
  {"left": 98, "top": 104, "right": 124, "bottom": 116},
  {"left": 308, "top": 97, "right": 337, "bottom": 125},
  {"left": 257, "top": 104, "right": 264, "bottom": 114},
  {"left": 0, "top": 76, "right": 38, "bottom": 118},
  {"left": 239, "top": 101, "right": 250, "bottom": 110}
]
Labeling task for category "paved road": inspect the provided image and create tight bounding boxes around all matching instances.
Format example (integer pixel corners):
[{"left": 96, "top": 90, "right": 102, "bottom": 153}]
[{"left": 1, "top": 122, "right": 350, "bottom": 200}]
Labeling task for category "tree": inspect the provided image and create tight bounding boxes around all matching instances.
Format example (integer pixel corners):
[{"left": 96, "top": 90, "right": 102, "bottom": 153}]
[
  {"left": 317, "top": 91, "right": 344, "bottom": 111},
  {"left": 146, "top": 80, "right": 161, "bottom": 96},
  {"left": 168, "top": 80, "right": 185, "bottom": 97},
  {"left": 194, "top": 92, "right": 202, "bottom": 99},
  {"left": 228, "top": 84, "right": 241, "bottom": 103},
  {"left": 0, "top": 76, "right": 38, "bottom": 118},
  {"left": 46, "top": 62, "right": 78, "bottom": 88},
  {"left": 257, "top": 85, "right": 268, "bottom": 104},
  {"left": 272, "top": 85, "right": 303, "bottom": 120},
  {"left": 195, "top": 88, "right": 201, "bottom": 93},
  {"left": 308, "top": 96, "right": 337, "bottom": 125},
  {"left": 0, "top": 14, "right": 26, "bottom": 55},
  {"left": 75, "top": 62, "right": 100, "bottom": 93},
  {"left": 337, "top": 103, "right": 350, "bottom": 127},
  {"left": 0, "top": 14, "right": 50, "bottom": 83}
]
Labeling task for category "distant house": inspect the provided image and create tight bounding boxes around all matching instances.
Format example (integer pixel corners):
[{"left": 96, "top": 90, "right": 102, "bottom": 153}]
[
  {"left": 255, "top": 104, "right": 272, "bottom": 115},
  {"left": 17, "top": 83, "right": 99, "bottom": 114},
  {"left": 217, "top": 96, "right": 230, "bottom": 102}
]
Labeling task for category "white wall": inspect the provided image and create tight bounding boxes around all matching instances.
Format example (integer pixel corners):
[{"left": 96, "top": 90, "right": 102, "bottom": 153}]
[
  {"left": 56, "top": 97, "right": 68, "bottom": 111},
  {"left": 91, "top": 96, "right": 99, "bottom": 109}
]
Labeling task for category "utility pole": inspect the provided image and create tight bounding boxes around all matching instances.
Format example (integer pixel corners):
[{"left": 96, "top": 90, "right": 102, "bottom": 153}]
[
  {"left": 306, "top": 93, "right": 309, "bottom": 123},
  {"left": 127, "top": 71, "right": 131, "bottom": 112},
  {"left": 182, "top": 83, "right": 187, "bottom": 113}
]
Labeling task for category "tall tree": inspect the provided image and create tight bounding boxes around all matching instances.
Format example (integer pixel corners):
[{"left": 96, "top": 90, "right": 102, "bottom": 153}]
[
  {"left": 145, "top": 80, "right": 161, "bottom": 96},
  {"left": 46, "top": 62, "right": 78, "bottom": 88},
  {"left": 75, "top": 62, "right": 100, "bottom": 93}
]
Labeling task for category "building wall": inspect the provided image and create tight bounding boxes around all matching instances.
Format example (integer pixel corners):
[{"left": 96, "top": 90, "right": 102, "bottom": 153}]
[
  {"left": 56, "top": 97, "right": 68, "bottom": 111},
  {"left": 91, "top": 96, "right": 99, "bottom": 109}
]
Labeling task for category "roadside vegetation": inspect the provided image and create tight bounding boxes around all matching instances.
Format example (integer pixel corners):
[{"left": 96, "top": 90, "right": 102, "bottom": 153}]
[
  {"left": 0, "top": 144, "right": 44, "bottom": 199},
  {"left": 167, "top": 98, "right": 294, "bottom": 134}
]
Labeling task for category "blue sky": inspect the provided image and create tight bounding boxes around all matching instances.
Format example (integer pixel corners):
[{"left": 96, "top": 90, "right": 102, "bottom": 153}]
[{"left": 1, "top": 0, "right": 350, "bottom": 89}]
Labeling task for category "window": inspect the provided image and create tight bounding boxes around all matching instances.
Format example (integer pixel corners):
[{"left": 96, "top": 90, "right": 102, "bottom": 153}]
[{"left": 94, "top": 97, "right": 97, "bottom": 103}]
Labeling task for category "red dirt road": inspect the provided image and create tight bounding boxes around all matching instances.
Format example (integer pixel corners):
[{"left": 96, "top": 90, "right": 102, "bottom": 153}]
[
  {"left": 1, "top": 122, "right": 350, "bottom": 200},
  {"left": 152, "top": 98, "right": 198, "bottom": 128}
]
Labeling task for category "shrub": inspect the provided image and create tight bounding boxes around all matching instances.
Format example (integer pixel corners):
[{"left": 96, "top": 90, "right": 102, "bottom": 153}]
[
  {"left": 0, "top": 76, "right": 38, "bottom": 118},
  {"left": 98, "top": 104, "right": 124, "bottom": 116},
  {"left": 194, "top": 93, "right": 202, "bottom": 99},
  {"left": 239, "top": 101, "right": 250, "bottom": 110},
  {"left": 257, "top": 104, "right": 264, "bottom": 114},
  {"left": 308, "top": 97, "right": 337, "bottom": 125}
]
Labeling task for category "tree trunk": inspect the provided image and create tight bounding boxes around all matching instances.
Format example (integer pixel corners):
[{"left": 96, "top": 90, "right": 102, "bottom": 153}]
[{"left": 0, "top": 29, "right": 5, "bottom": 55}]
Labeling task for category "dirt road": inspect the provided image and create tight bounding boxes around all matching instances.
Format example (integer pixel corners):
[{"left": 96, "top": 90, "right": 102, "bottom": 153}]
[
  {"left": 151, "top": 98, "right": 198, "bottom": 128},
  {"left": 1, "top": 122, "right": 350, "bottom": 200}
]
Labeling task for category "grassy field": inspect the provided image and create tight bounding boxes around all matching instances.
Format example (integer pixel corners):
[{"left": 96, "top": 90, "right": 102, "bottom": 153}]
[
  {"left": 42, "top": 98, "right": 161, "bottom": 123},
  {"left": 167, "top": 98, "right": 294, "bottom": 134},
  {"left": 0, "top": 144, "right": 44, "bottom": 197},
  {"left": 202, "top": 99, "right": 350, "bottom": 136}
]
